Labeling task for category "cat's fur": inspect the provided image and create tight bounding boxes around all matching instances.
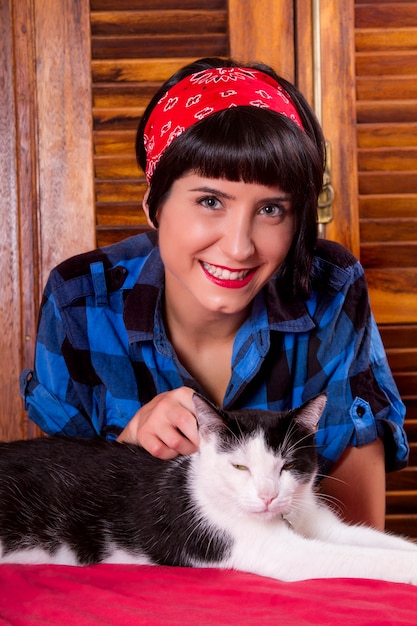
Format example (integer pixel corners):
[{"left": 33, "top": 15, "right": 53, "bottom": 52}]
[{"left": 1, "top": 393, "right": 416, "bottom": 584}]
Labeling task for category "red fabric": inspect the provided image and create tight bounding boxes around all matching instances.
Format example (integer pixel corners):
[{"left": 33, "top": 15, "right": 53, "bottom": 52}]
[
  {"left": 0, "top": 565, "right": 416, "bottom": 626},
  {"left": 143, "top": 66, "right": 304, "bottom": 181}
]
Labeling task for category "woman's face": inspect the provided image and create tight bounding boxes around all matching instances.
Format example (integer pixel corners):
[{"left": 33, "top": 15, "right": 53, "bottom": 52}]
[{"left": 145, "top": 173, "right": 295, "bottom": 320}]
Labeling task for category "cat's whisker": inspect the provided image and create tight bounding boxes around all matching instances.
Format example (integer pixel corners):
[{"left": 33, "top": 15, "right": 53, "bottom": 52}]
[
  {"left": 316, "top": 492, "right": 346, "bottom": 516},
  {"left": 281, "top": 427, "right": 316, "bottom": 458},
  {"left": 280, "top": 417, "right": 300, "bottom": 455},
  {"left": 315, "top": 473, "right": 348, "bottom": 486}
]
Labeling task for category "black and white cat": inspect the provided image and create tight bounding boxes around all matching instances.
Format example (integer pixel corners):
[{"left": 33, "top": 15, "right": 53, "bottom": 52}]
[{"left": 1, "top": 393, "right": 416, "bottom": 584}]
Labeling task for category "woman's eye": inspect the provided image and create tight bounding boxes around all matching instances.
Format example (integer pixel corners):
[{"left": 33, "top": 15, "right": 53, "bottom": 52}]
[
  {"left": 232, "top": 464, "right": 249, "bottom": 471},
  {"left": 260, "top": 204, "right": 285, "bottom": 217},
  {"left": 198, "top": 196, "right": 221, "bottom": 209}
]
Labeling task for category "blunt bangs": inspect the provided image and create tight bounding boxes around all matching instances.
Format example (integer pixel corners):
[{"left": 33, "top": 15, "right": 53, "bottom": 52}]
[{"left": 174, "top": 108, "right": 318, "bottom": 192}]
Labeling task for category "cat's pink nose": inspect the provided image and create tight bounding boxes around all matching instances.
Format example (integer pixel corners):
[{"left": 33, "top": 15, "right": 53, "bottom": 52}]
[{"left": 260, "top": 495, "right": 276, "bottom": 507}]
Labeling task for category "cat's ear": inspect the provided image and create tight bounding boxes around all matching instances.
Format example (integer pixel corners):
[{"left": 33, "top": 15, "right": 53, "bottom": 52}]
[
  {"left": 294, "top": 394, "right": 327, "bottom": 433},
  {"left": 192, "top": 393, "right": 224, "bottom": 440}
]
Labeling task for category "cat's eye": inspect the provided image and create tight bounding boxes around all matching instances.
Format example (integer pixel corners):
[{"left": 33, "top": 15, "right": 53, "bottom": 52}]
[
  {"left": 232, "top": 464, "right": 248, "bottom": 471},
  {"left": 282, "top": 462, "right": 295, "bottom": 471}
]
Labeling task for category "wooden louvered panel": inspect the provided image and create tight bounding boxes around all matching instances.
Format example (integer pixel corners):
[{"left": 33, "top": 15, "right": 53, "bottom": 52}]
[
  {"left": 386, "top": 490, "right": 417, "bottom": 513},
  {"left": 356, "top": 1, "right": 417, "bottom": 538},
  {"left": 380, "top": 324, "right": 417, "bottom": 349},
  {"left": 355, "top": 1, "right": 417, "bottom": 326},
  {"left": 92, "top": 37, "right": 227, "bottom": 59},
  {"left": 380, "top": 325, "right": 417, "bottom": 537},
  {"left": 387, "top": 469, "right": 417, "bottom": 491},
  {"left": 361, "top": 221, "right": 417, "bottom": 243},
  {"left": 91, "top": 10, "right": 227, "bottom": 35},
  {"left": 362, "top": 270, "right": 417, "bottom": 324},
  {"left": 356, "top": 51, "right": 417, "bottom": 78},
  {"left": 90, "top": 2, "right": 229, "bottom": 247},
  {"left": 385, "top": 514, "right": 417, "bottom": 537},
  {"left": 358, "top": 123, "right": 417, "bottom": 148},
  {"left": 91, "top": 0, "right": 227, "bottom": 9},
  {"left": 359, "top": 172, "right": 417, "bottom": 194},
  {"left": 92, "top": 58, "right": 197, "bottom": 82},
  {"left": 356, "top": 2, "right": 417, "bottom": 27},
  {"left": 360, "top": 195, "right": 417, "bottom": 218},
  {"left": 357, "top": 101, "right": 417, "bottom": 123},
  {"left": 358, "top": 148, "right": 417, "bottom": 171},
  {"left": 357, "top": 76, "right": 417, "bottom": 99},
  {"left": 361, "top": 244, "right": 417, "bottom": 266},
  {"left": 94, "top": 129, "right": 137, "bottom": 153},
  {"left": 356, "top": 28, "right": 417, "bottom": 51},
  {"left": 382, "top": 328, "right": 417, "bottom": 409}
]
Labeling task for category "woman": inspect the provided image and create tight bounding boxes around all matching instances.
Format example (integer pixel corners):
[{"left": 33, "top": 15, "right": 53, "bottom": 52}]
[{"left": 21, "top": 57, "right": 408, "bottom": 530}]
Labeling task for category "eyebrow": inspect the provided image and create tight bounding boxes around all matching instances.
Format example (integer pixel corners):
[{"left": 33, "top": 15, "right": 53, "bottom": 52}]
[
  {"left": 189, "top": 186, "right": 292, "bottom": 203},
  {"left": 189, "top": 186, "right": 236, "bottom": 200}
]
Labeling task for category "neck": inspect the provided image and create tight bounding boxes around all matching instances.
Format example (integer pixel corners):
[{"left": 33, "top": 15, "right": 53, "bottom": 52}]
[{"left": 163, "top": 287, "right": 250, "bottom": 407}]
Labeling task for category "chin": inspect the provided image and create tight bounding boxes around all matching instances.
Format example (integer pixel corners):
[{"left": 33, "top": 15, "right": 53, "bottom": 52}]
[
  {"left": 200, "top": 296, "right": 253, "bottom": 316},
  {"left": 249, "top": 509, "right": 281, "bottom": 522}
]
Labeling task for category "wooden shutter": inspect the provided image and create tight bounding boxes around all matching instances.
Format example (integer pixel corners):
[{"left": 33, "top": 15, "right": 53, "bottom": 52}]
[
  {"left": 356, "top": 0, "right": 417, "bottom": 324},
  {"left": 355, "top": 0, "right": 417, "bottom": 537},
  {"left": 90, "top": 0, "right": 229, "bottom": 247}
]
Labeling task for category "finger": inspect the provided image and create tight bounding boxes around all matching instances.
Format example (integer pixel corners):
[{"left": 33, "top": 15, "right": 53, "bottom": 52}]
[
  {"left": 171, "top": 430, "right": 199, "bottom": 456},
  {"left": 140, "top": 413, "right": 198, "bottom": 457},
  {"left": 171, "top": 410, "right": 199, "bottom": 448},
  {"left": 156, "top": 418, "right": 197, "bottom": 455},
  {"left": 141, "top": 431, "right": 180, "bottom": 460},
  {"left": 167, "top": 387, "right": 199, "bottom": 447}
]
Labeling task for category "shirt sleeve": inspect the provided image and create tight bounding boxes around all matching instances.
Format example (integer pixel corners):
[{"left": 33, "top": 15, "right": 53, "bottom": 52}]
[
  {"left": 311, "top": 262, "right": 408, "bottom": 474},
  {"left": 20, "top": 275, "right": 101, "bottom": 438}
]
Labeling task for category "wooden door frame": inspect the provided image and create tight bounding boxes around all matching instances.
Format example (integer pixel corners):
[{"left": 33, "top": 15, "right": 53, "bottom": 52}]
[{"left": 0, "top": 0, "right": 95, "bottom": 440}]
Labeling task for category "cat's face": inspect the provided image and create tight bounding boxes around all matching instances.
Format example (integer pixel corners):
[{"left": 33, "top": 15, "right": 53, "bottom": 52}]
[{"left": 192, "top": 394, "right": 326, "bottom": 521}]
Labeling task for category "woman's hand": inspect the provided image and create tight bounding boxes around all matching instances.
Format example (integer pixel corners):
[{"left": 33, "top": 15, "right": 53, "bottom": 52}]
[{"left": 117, "top": 387, "right": 199, "bottom": 459}]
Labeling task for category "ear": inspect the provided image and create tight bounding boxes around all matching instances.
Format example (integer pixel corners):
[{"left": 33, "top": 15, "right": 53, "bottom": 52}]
[
  {"left": 192, "top": 393, "right": 224, "bottom": 441},
  {"left": 294, "top": 394, "right": 327, "bottom": 433},
  {"left": 142, "top": 187, "right": 157, "bottom": 230}
]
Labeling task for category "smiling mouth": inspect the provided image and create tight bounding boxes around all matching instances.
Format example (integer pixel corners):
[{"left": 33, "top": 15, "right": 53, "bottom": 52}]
[{"left": 201, "top": 262, "right": 252, "bottom": 281}]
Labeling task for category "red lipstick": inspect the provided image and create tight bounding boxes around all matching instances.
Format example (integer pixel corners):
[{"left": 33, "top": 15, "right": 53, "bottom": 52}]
[{"left": 200, "top": 263, "right": 256, "bottom": 289}]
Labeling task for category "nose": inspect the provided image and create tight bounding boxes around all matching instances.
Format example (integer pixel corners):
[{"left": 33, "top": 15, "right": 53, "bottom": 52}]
[
  {"left": 260, "top": 494, "right": 277, "bottom": 507},
  {"left": 219, "top": 214, "right": 255, "bottom": 262}
]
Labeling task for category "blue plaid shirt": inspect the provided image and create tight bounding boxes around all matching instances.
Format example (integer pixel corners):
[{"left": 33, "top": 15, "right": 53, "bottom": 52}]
[{"left": 20, "top": 231, "right": 408, "bottom": 475}]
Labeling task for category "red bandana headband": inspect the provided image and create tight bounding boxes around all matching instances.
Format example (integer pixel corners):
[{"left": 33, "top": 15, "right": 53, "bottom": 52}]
[{"left": 143, "top": 66, "right": 305, "bottom": 182}]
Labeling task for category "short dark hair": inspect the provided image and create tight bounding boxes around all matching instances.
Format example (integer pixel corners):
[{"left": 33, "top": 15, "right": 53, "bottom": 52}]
[{"left": 136, "top": 57, "right": 325, "bottom": 299}]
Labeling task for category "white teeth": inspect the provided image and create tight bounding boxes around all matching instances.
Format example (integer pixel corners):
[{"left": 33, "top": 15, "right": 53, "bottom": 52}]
[{"left": 202, "top": 262, "right": 249, "bottom": 281}]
